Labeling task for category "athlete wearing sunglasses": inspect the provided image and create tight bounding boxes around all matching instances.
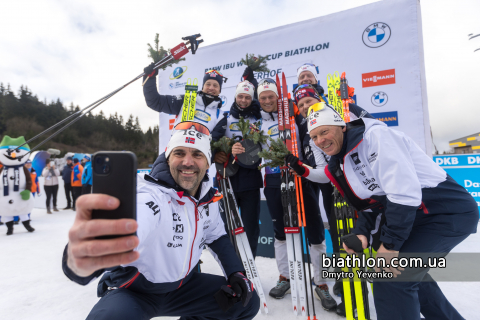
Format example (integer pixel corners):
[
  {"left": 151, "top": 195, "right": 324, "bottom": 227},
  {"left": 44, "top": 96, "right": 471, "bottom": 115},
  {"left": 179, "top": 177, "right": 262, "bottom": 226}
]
[{"left": 142, "top": 64, "right": 227, "bottom": 134}]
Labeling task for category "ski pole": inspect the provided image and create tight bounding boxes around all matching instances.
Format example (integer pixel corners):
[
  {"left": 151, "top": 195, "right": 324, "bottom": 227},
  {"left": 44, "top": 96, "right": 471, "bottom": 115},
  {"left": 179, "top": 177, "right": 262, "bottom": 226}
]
[{"left": 13, "top": 34, "right": 203, "bottom": 158}]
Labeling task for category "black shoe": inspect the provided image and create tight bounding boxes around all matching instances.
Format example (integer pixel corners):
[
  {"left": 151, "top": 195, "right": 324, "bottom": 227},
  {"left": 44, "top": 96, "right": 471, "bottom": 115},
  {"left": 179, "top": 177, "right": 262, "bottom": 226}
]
[
  {"left": 314, "top": 284, "right": 338, "bottom": 311},
  {"left": 333, "top": 279, "right": 343, "bottom": 296},
  {"left": 22, "top": 220, "right": 35, "bottom": 232},
  {"left": 336, "top": 301, "right": 346, "bottom": 317},
  {"left": 53, "top": 206, "right": 59, "bottom": 212},
  {"left": 63, "top": 206, "right": 72, "bottom": 210},
  {"left": 6, "top": 221, "right": 14, "bottom": 235},
  {"left": 47, "top": 206, "right": 52, "bottom": 214}
]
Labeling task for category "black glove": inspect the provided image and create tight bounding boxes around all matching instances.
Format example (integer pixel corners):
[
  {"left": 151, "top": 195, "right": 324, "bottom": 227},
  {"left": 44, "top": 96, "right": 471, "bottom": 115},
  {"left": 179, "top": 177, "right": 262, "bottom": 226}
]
[
  {"left": 242, "top": 66, "right": 254, "bottom": 82},
  {"left": 285, "top": 154, "right": 305, "bottom": 176},
  {"left": 214, "top": 272, "right": 254, "bottom": 312},
  {"left": 143, "top": 62, "right": 158, "bottom": 79}
]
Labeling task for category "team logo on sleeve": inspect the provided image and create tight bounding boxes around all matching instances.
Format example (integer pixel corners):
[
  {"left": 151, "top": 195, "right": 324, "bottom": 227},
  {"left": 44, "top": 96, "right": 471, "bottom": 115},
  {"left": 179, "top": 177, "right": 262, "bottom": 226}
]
[
  {"left": 185, "top": 137, "right": 195, "bottom": 144},
  {"left": 350, "top": 152, "right": 361, "bottom": 165},
  {"left": 267, "top": 124, "right": 279, "bottom": 137},
  {"left": 229, "top": 122, "right": 240, "bottom": 131}
]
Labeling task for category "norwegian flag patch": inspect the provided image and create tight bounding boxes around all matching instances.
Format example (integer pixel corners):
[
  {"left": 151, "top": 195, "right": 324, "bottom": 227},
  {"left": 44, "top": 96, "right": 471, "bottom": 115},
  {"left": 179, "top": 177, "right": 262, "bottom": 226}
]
[
  {"left": 210, "top": 73, "right": 217, "bottom": 77},
  {"left": 244, "top": 88, "right": 249, "bottom": 91},
  {"left": 310, "top": 119, "right": 317, "bottom": 126},
  {"left": 185, "top": 137, "right": 195, "bottom": 144}
]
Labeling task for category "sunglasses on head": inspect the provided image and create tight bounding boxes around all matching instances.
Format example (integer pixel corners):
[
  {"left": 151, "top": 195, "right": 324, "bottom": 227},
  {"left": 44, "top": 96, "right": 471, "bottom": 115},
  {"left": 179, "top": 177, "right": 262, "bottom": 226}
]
[
  {"left": 205, "top": 70, "right": 228, "bottom": 83},
  {"left": 174, "top": 121, "right": 211, "bottom": 136},
  {"left": 258, "top": 78, "right": 276, "bottom": 86},
  {"left": 307, "top": 102, "right": 327, "bottom": 116}
]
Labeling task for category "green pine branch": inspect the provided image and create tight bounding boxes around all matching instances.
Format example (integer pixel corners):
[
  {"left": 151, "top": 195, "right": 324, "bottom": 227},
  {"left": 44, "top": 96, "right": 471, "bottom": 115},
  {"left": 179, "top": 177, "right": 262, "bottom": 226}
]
[
  {"left": 147, "top": 33, "right": 185, "bottom": 70},
  {"left": 258, "top": 137, "right": 291, "bottom": 170},
  {"left": 236, "top": 117, "right": 269, "bottom": 145},
  {"left": 211, "top": 136, "right": 235, "bottom": 155},
  {"left": 241, "top": 53, "right": 270, "bottom": 73}
]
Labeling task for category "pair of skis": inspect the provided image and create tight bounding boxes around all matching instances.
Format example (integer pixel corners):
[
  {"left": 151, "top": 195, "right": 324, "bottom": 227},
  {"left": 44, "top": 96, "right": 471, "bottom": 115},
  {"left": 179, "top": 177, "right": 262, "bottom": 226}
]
[
  {"left": 216, "top": 174, "right": 269, "bottom": 314},
  {"left": 181, "top": 79, "right": 198, "bottom": 121},
  {"left": 275, "top": 73, "right": 316, "bottom": 319},
  {"left": 334, "top": 191, "right": 371, "bottom": 320}
]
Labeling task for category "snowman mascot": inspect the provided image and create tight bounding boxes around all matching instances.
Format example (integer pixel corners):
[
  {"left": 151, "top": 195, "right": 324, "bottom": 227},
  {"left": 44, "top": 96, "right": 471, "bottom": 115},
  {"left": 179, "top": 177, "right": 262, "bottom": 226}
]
[{"left": 0, "top": 136, "right": 35, "bottom": 235}]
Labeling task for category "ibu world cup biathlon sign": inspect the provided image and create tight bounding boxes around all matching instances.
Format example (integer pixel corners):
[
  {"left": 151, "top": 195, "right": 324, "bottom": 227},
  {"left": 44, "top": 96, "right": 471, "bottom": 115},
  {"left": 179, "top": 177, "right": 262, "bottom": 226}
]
[{"left": 157, "top": 0, "right": 430, "bottom": 157}]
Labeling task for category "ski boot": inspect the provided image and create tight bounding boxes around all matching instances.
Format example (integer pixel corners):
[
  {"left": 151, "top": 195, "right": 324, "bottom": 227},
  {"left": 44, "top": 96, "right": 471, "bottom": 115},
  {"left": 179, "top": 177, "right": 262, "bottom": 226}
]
[
  {"left": 22, "top": 220, "right": 35, "bottom": 232},
  {"left": 6, "top": 221, "right": 14, "bottom": 235},
  {"left": 47, "top": 206, "right": 52, "bottom": 214},
  {"left": 314, "top": 284, "right": 338, "bottom": 310},
  {"left": 269, "top": 275, "right": 290, "bottom": 299},
  {"left": 53, "top": 206, "right": 59, "bottom": 212}
]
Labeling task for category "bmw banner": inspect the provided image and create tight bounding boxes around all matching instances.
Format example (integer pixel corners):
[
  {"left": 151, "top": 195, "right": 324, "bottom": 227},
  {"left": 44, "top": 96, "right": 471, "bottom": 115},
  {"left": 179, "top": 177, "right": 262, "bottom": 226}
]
[{"left": 156, "top": 0, "right": 431, "bottom": 157}]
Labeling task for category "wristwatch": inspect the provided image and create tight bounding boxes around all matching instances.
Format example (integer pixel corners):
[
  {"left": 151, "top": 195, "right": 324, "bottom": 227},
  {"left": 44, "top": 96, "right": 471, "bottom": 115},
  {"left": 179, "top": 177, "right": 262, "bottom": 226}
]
[{"left": 383, "top": 242, "right": 395, "bottom": 250}]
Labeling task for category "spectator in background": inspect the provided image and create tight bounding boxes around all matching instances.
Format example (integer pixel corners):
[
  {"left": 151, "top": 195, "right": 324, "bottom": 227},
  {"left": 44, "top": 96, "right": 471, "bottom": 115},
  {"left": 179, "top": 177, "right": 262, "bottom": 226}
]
[
  {"left": 42, "top": 159, "right": 60, "bottom": 214},
  {"left": 81, "top": 155, "right": 92, "bottom": 195},
  {"left": 71, "top": 158, "right": 83, "bottom": 211},
  {"left": 0, "top": 161, "right": 2, "bottom": 225},
  {"left": 62, "top": 157, "right": 74, "bottom": 210}
]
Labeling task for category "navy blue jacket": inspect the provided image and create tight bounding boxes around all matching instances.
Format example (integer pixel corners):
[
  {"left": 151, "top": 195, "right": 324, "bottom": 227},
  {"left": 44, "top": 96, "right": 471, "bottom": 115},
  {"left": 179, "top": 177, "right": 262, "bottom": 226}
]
[
  {"left": 211, "top": 100, "right": 263, "bottom": 193},
  {"left": 61, "top": 163, "right": 73, "bottom": 183}
]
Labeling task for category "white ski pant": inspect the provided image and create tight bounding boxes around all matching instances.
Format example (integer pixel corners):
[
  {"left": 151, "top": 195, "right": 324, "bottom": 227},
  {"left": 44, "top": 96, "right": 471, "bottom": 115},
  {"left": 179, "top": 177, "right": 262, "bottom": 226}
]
[{"left": 1, "top": 214, "right": 30, "bottom": 223}]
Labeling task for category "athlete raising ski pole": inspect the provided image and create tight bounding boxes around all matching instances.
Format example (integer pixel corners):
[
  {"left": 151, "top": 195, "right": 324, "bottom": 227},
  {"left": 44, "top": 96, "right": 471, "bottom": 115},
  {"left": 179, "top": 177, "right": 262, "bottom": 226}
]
[
  {"left": 307, "top": 104, "right": 478, "bottom": 320},
  {"left": 143, "top": 66, "right": 226, "bottom": 133}
]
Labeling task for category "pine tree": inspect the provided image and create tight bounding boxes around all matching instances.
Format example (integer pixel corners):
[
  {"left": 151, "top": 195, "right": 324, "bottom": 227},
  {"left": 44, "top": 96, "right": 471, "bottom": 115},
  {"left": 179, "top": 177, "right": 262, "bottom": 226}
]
[
  {"left": 240, "top": 53, "right": 270, "bottom": 73},
  {"left": 211, "top": 136, "right": 235, "bottom": 155},
  {"left": 147, "top": 33, "right": 185, "bottom": 70},
  {"left": 236, "top": 116, "right": 269, "bottom": 145}
]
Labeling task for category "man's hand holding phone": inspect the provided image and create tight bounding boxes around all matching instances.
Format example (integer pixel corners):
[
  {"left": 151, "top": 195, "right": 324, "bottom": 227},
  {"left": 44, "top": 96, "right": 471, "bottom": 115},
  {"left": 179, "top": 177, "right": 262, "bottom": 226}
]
[{"left": 67, "top": 194, "right": 139, "bottom": 277}]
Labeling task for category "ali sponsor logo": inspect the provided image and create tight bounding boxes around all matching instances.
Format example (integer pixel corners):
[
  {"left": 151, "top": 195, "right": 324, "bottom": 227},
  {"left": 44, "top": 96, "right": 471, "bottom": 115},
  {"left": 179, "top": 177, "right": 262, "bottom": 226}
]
[
  {"left": 145, "top": 201, "right": 160, "bottom": 215},
  {"left": 362, "top": 22, "right": 392, "bottom": 48},
  {"left": 371, "top": 91, "right": 388, "bottom": 107},
  {"left": 362, "top": 69, "right": 395, "bottom": 88},
  {"left": 194, "top": 110, "right": 211, "bottom": 123}
]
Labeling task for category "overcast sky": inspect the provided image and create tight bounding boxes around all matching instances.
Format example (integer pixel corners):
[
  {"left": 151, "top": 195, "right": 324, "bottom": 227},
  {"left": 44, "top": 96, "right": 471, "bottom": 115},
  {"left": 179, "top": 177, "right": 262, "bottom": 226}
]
[{"left": 1, "top": 0, "right": 479, "bottom": 153}]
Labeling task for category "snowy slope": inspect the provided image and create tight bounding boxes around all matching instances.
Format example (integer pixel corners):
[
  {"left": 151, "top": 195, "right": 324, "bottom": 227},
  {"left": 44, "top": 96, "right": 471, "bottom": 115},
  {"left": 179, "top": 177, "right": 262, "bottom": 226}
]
[{"left": 0, "top": 207, "right": 478, "bottom": 320}]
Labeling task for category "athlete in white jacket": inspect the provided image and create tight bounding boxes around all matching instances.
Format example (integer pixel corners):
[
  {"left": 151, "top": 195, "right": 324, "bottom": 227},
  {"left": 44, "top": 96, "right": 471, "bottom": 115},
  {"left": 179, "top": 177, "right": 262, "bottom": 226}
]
[
  {"left": 308, "top": 104, "right": 478, "bottom": 320},
  {"left": 62, "top": 124, "right": 259, "bottom": 320}
]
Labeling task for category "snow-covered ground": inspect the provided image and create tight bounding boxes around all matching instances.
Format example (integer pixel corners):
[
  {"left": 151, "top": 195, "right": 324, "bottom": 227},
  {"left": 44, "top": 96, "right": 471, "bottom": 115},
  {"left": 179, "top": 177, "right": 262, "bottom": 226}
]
[{"left": 1, "top": 205, "right": 479, "bottom": 320}]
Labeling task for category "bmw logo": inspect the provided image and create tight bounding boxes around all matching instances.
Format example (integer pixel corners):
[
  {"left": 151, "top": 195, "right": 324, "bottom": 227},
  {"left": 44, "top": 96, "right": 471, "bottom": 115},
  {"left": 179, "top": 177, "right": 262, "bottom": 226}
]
[
  {"left": 169, "top": 66, "right": 188, "bottom": 80},
  {"left": 220, "top": 95, "right": 227, "bottom": 106},
  {"left": 362, "top": 22, "right": 391, "bottom": 48},
  {"left": 371, "top": 91, "right": 388, "bottom": 107}
]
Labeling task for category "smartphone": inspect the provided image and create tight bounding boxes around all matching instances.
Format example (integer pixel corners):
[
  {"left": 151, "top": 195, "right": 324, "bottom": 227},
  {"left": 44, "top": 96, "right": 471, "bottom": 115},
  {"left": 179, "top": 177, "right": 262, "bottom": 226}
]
[{"left": 92, "top": 151, "right": 137, "bottom": 239}]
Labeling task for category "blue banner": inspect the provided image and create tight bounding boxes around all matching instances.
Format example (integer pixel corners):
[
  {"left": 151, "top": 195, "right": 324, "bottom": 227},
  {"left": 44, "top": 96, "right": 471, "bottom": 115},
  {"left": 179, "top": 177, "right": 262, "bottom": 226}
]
[{"left": 433, "top": 155, "right": 480, "bottom": 208}]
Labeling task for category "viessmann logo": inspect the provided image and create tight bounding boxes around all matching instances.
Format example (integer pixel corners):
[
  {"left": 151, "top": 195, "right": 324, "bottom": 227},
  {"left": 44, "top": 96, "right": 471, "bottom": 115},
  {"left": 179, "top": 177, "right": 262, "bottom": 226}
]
[{"left": 362, "top": 69, "right": 395, "bottom": 88}]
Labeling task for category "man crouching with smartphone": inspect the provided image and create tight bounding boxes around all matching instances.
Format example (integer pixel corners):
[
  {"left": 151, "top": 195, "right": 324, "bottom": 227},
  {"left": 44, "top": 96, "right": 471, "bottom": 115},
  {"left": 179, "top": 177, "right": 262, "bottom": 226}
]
[{"left": 62, "top": 123, "right": 260, "bottom": 320}]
